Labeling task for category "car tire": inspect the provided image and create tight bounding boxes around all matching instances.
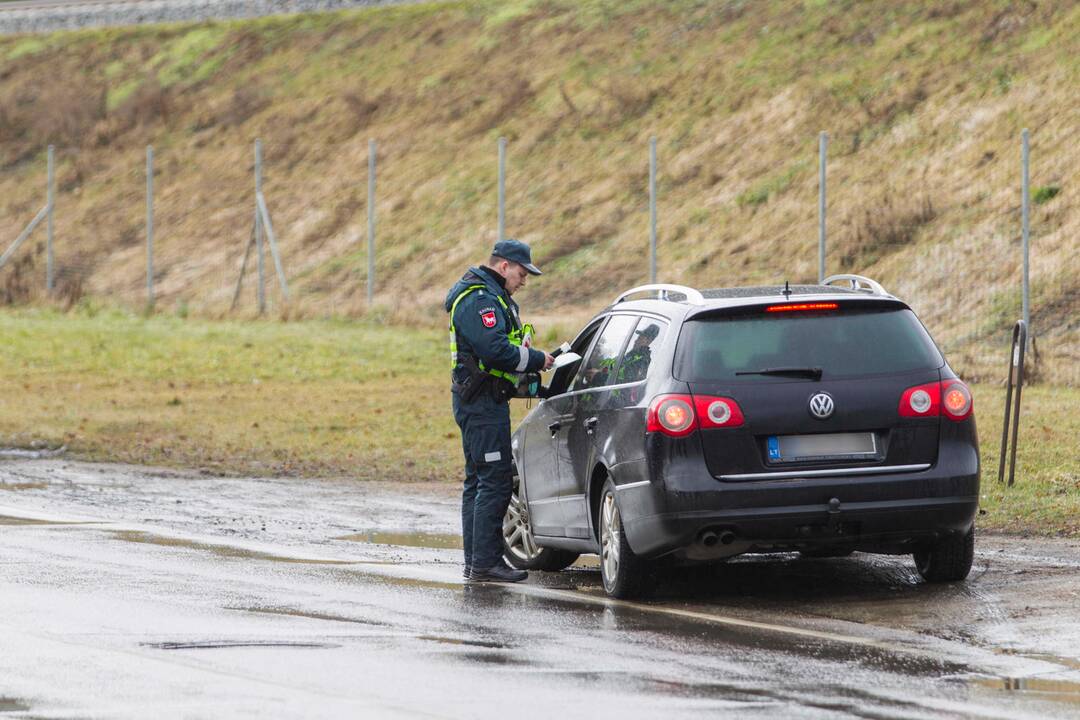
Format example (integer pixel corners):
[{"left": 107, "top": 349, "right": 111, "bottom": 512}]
[
  {"left": 503, "top": 473, "right": 580, "bottom": 572},
  {"left": 913, "top": 526, "right": 974, "bottom": 582},
  {"left": 598, "top": 479, "right": 653, "bottom": 599}
]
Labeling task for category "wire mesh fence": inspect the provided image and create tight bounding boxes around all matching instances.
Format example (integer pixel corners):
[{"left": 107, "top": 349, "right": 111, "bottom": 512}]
[{"left": 0, "top": 127, "right": 1075, "bottom": 385}]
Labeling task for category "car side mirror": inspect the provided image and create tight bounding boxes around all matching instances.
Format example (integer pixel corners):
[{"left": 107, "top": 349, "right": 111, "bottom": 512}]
[
  {"left": 552, "top": 351, "right": 582, "bottom": 370},
  {"left": 542, "top": 351, "right": 582, "bottom": 397}
]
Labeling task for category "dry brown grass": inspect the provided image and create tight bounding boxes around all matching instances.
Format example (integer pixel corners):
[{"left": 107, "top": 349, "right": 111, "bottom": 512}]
[
  {"left": 0, "top": 0, "right": 1074, "bottom": 381},
  {"left": 837, "top": 192, "right": 936, "bottom": 271}
]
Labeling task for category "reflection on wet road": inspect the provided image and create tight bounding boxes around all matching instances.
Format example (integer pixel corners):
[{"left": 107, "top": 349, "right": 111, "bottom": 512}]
[{"left": 2, "top": 459, "right": 1080, "bottom": 719}]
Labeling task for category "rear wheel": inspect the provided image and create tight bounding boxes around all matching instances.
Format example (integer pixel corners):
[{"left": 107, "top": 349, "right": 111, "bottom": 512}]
[
  {"left": 914, "top": 526, "right": 974, "bottom": 582},
  {"left": 502, "top": 474, "right": 579, "bottom": 571},
  {"left": 598, "top": 479, "right": 653, "bottom": 598}
]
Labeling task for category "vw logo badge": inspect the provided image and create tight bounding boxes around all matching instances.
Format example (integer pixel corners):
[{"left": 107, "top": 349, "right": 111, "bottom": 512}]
[{"left": 809, "top": 393, "right": 834, "bottom": 420}]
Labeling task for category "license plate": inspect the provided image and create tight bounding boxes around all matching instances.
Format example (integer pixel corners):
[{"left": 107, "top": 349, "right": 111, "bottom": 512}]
[{"left": 767, "top": 432, "right": 877, "bottom": 463}]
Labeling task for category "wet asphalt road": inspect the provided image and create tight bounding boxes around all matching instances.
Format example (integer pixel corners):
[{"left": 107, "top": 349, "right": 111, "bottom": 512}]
[{"left": 2, "top": 458, "right": 1079, "bottom": 719}]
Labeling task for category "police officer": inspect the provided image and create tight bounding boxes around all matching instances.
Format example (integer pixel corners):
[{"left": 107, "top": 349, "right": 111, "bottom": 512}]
[
  {"left": 444, "top": 240, "right": 554, "bottom": 583},
  {"left": 620, "top": 323, "right": 659, "bottom": 383}
]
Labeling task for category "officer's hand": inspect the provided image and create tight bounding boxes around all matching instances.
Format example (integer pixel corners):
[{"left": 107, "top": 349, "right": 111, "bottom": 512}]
[{"left": 542, "top": 353, "right": 555, "bottom": 371}]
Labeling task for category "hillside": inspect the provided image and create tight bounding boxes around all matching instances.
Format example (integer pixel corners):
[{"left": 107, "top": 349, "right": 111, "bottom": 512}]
[{"left": 0, "top": 0, "right": 1076, "bottom": 381}]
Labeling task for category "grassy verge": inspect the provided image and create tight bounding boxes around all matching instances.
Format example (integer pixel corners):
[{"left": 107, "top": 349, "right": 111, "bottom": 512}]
[
  {"left": 0, "top": 308, "right": 460, "bottom": 481},
  {"left": 0, "top": 309, "right": 1075, "bottom": 535},
  {"left": 973, "top": 384, "right": 1080, "bottom": 537}
]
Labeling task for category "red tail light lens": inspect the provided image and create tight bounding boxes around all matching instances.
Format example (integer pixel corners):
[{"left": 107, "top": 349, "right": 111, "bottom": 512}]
[
  {"left": 899, "top": 380, "right": 972, "bottom": 422},
  {"left": 694, "top": 395, "right": 745, "bottom": 429},
  {"left": 647, "top": 395, "right": 696, "bottom": 437},
  {"left": 942, "top": 381, "right": 973, "bottom": 420}
]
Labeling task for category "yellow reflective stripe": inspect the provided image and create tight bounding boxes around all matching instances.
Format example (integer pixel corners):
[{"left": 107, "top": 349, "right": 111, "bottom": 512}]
[
  {"left": 448, "top": 284, "right": 521, "bottom": 382},
  {"left": 448, "top": 285, "right": 488, "bottom": 334},
  {"left": 448, "top": 285, "right": 487, "bottom": 370}
]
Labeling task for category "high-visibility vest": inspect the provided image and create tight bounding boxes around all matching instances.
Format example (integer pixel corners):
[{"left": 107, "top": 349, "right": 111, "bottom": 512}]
[{"left": 448, "top": 284, "right": 532, "bottom": 385}]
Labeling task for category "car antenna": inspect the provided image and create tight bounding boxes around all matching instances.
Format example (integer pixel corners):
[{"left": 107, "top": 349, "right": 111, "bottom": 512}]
[{"left": 782, "top": 280, "right": 791, "bottom": 299}]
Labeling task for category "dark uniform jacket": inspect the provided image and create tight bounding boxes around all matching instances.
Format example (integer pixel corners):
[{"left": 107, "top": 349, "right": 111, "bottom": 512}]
[{"left": 444, "top": 266, "right": 546, "bottom": 388}]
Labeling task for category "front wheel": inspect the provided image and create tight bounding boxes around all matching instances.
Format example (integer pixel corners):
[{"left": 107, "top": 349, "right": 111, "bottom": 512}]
[
  {"left": 598, "top": 479, "right": 653, "bottom": 598},
  {"left": 914, "top": 526, "right": 974, "bottom": 582},
  {"left": 502, "top": 474, "right": 579, "bottom": 571}
]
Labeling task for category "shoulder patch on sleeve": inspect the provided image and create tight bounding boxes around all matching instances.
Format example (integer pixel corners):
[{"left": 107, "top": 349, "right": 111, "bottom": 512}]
[{"left": 480, "top": 309, "right": 497, "bottom": 328}]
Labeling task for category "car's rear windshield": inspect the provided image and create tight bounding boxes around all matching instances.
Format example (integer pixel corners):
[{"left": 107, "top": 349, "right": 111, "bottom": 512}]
[{"left": 674, "top": 307, "right": 943, "bottom": 382}]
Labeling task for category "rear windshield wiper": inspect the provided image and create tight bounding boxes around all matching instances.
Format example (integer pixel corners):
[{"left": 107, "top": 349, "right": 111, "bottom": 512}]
[{"left": 735, "top": 366, "right": 823, "bottom": 380}]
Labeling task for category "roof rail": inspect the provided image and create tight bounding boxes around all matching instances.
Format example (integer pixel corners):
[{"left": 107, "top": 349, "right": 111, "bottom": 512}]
[
  {"left": 614, "top": 284, "right": 705, "bottom": 306},
  {"left": 822, "top": 274, "right": 889, "bottom": 296}
]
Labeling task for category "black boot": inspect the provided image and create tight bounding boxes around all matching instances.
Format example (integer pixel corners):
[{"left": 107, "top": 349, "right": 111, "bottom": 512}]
[{"left": 470, "top": 561, "right": 527, "bottom": 583}]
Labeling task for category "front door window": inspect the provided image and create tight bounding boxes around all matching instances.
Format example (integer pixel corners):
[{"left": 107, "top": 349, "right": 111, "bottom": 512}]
[{"left": 572, "top": 315, "right": 638, "bottom": 392}]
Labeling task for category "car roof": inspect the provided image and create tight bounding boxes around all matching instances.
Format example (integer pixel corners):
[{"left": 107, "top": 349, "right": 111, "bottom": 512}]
[{"left": 597, "top": 282, "right": 907, "bottom": 324}]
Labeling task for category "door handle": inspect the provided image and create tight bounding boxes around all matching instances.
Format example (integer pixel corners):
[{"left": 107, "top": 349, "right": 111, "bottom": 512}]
[
  {"left": 584, "top": 416, "right": 599, "bottom": 434},
  {"left": 547, "top": 421, "right": 561, "bottom": 437}
]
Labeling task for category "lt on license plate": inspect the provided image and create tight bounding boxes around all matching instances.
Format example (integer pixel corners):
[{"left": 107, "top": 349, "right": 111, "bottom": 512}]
[{"left": 768, "top": 432, "right": 877, "bottom": 463}]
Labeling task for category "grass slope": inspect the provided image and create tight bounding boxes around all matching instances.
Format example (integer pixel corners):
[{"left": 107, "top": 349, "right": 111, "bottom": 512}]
[
  {"left": 0, "top": 1, "right": 1076, "bottom": 381},
  {"left": 0, "top": 309, "right": 1076, "bottom": 536}
]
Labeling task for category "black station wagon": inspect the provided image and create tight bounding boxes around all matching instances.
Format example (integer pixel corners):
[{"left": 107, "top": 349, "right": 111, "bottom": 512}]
[{"left": 502, "top": 276, "right": 980, "bottom": 598}]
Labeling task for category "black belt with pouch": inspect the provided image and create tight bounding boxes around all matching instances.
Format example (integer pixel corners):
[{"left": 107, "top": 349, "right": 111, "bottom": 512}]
[{"left": 452, "top": 354, "right": 503, "bottom": 404}]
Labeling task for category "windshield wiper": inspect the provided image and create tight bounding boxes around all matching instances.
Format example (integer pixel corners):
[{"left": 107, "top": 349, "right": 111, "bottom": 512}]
[{"left": 735, "top": 366, "right": 823, "bottom": 380}]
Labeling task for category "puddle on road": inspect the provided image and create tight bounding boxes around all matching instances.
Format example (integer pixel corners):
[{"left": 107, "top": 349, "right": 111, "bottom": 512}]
[
  {"left": 0, "top": 515, "right": 97, "bottom": 526},
  {"left": 113, "top": 531, "right": 355, "bottom": 565},
  {"left": 334, "top": 530, "right": 462, "bottom": 550},
  {"left": 0, "top": 697, "right": 29, "bottom": 713},
  {"left": 419, "top": 634, "right": 509, "bottom": 649},
  {"left": 457, "top": 650, "right": 529, "bottom": 666},
  {"left": 233, "top": 607, "right": 511, "bottom": 652},
  {"left": 975, "top": 676, "right": 1080, "bottom": 705},
  {"left": 231, "top": 606, "right": 388, "bottom": 627},
  {"left": 351, "top": 569, "right": 460, "bottom": 592},
  {"left": 143, "top": 640, "right": 340, "bottom": 651},
  {"left": 0, "top": 482, "right": 48, "bottom": 491},
  {"left": 994, "top": 648, "right": 1080, "bottom": 672}
]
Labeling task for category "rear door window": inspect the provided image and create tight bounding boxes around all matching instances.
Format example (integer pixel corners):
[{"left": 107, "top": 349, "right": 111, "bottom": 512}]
[
  {"left": 615, "top": 318, "right": 667, "bottom": 384},
  {"left": 573, "top": 315, "right": 638, "bottom": 391},
  {"left": 674, "top": 307, "right": 943, "bottom": 382}
]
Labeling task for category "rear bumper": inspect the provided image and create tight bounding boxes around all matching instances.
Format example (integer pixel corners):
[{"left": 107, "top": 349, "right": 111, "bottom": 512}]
[
  {"left": 623, "top": 492, "right": 977, "bottom": 556},
  {"left": 616, "top": 436, "right": 979, "bottom": 557}
]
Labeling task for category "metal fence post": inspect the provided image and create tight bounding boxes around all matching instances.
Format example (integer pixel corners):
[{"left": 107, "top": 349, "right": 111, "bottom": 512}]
[
  {"left": 649, "top": 136, "right": 657, "bottom": 284},
  {"left": 367, "top": 138, "right": 376, "bottom": 307},
  {"left": 46, "top": 145, "right": 54, "bottom": 293},
  {"left": 1021, "top": 128, "right": 1030, "bottom": 340},
  {"left": 818, "top": 132, "right": 827, "bottom": 283},
  {"left": 146, "top": 145, "right": 154, "bottom": 308},
  {"left": 497, "top": 137, "right": 507, "bottom": 242},
  {"left": 255, "top": 139, "right": 265, "bottom": 315}
]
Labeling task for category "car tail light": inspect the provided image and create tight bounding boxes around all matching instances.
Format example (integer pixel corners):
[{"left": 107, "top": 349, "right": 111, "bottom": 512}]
[
  {"left": 899, "top": 382, "right": 940, "bottom": 417},
  {"left": 899, "top": 380, "right": 972, "bottom": 422},
  {"left": 647, "top": 395, "right": 696, "bottom": 437},
  {"left": 942, "top": 381, "right": 973, "bottom": 421},
  {"left": 694, "top": 395, "right": 745, "bottom": 429}
]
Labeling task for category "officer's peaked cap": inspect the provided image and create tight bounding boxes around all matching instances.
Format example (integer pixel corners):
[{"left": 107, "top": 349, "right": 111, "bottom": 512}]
[
  {"left": 492, "top": 239, "right": 542, "bottom": 275},
  {"left": 635, "top": 323, "right": 660, "bottom": 340}
]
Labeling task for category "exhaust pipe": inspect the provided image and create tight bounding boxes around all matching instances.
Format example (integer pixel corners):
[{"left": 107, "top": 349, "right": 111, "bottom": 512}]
[{"left": 698, "top": 529, "right": 738, "bottom": 548}]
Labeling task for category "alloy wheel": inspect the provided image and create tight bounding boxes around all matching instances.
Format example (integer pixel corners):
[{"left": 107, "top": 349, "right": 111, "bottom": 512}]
[
  {"left": 600, "top": 491, "right": 621, "bottom": 590},
  {"left": 503, "top": 479, "right": 541, "bottom": 563}
]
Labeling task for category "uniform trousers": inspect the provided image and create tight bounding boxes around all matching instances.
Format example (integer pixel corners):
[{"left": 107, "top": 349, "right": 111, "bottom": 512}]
[{"left": 452, "top": 390, "right": 514, "bottom": 570}]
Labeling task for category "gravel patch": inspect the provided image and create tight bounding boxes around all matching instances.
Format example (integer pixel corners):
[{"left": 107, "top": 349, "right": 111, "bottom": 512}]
[{"left": 0, "top": 0, "right": 419, "bottom": 35}]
